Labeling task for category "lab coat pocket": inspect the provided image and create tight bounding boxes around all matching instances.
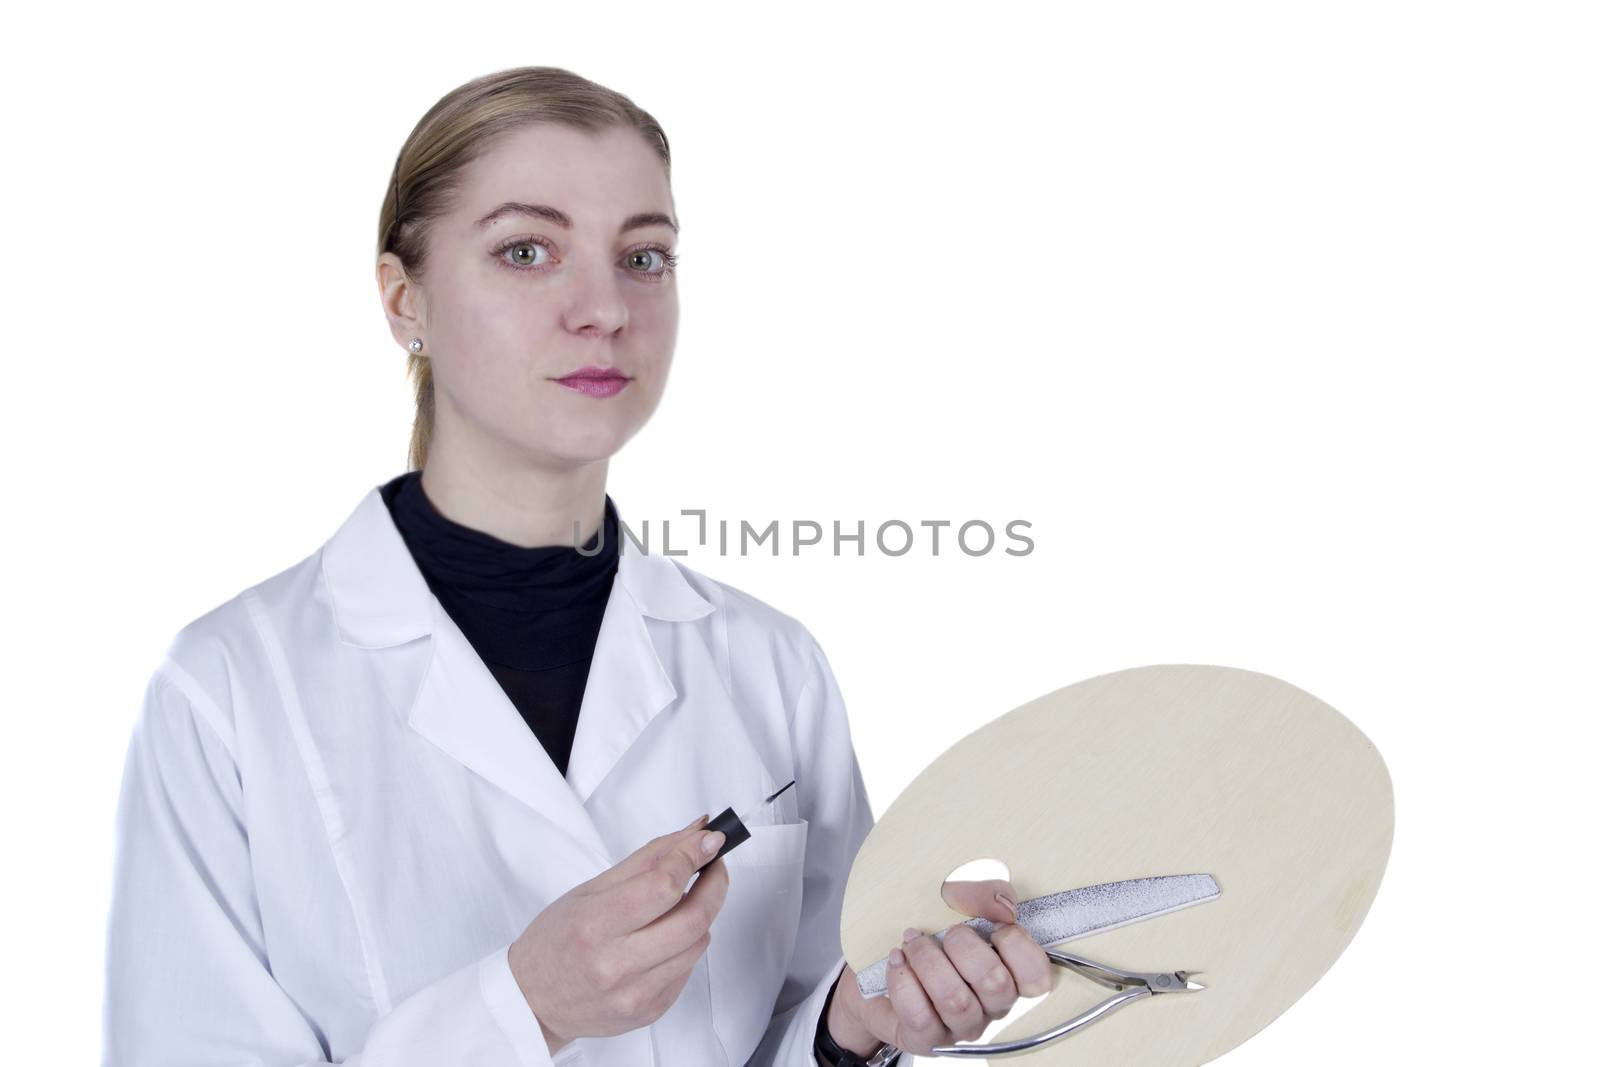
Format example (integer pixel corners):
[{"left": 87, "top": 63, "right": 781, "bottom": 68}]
[{"left": 705, "top": 818, "right": 808, "bottom": 1065}]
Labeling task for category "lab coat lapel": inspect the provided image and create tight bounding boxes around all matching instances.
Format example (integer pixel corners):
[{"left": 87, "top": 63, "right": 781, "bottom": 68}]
[
  {"left": 408, "top": 598, "right": 615, "bottom": 867},
  {"left": 321, "top": 484, "right": 715, "bottom": 873},
  {"left": 566, "top": 527, "right": 693, "bottom": 806}
]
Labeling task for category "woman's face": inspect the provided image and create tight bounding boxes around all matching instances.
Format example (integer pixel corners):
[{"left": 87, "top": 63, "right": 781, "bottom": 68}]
[{"left": 385, "top": 122, "right": 679, "bottom": 469}]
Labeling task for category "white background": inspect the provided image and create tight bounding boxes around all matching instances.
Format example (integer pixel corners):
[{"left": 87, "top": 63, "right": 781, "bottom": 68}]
[{"left": 4, "top": 1, "right": 1595, "bottom": 1062}]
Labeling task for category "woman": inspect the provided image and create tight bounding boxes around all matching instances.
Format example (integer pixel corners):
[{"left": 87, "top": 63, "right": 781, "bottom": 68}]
[{"left": 101, "top": 66, "right": 1052, "bottom": 1067}]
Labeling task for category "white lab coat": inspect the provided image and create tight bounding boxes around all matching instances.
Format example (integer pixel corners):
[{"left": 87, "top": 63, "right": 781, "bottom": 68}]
[{"left": 102, "top": 482, "right": 877, "bottom": 1066}]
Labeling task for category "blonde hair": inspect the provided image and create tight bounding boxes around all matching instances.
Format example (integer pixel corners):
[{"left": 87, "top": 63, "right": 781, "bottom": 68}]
[{"left": 377, "top": 66, "right": 673, "bottom": 471}]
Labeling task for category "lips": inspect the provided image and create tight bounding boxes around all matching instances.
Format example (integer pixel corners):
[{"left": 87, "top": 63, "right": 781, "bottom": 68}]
[
  {"left": 556, "top": 366, "right": 630, "bottom": 381},
  {"left": 553, "top": 366, "right": 632, "bottom": 397}
]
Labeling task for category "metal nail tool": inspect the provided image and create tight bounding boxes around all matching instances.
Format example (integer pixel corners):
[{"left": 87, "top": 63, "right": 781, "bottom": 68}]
[{"left": 858, "top": 873, "right": 1220, "bottom": 1059}]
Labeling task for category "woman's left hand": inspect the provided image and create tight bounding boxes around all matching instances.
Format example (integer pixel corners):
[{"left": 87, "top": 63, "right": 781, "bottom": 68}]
[{"left": 824, "top": 878, "right": 1055, "bottom": 1058}]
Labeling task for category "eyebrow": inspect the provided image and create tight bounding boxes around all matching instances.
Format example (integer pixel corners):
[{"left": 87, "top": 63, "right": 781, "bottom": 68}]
[{"left": 474, "top": 202, "right": 679, "bottom": 235}]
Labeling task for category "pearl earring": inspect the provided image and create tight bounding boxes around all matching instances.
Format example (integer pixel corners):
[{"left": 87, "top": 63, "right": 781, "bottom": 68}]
[{"left": 408, "top": 339, "right": 424, "bottom": 353}]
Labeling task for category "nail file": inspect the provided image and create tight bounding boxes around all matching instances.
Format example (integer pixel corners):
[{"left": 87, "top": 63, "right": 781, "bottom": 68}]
[{"left": 855, "top": 873, "right": 1221, "bottom": 998}]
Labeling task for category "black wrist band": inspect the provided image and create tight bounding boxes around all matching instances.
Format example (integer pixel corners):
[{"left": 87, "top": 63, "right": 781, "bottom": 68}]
[{"left": 814, "top": 974, "right": 898, "bottom": 1066}]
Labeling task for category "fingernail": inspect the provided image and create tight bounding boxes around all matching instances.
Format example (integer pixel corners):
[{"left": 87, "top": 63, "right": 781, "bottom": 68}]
[
  {"left": 996, "top": 892, "right": 1018, "bottom": 919},
  {"left": 700, "top": 831, "right": 725, "bottom": 856},
  {"left": 890, "top": 948, "right": 906, "bottom": 967},
  {"left": 902, "top": 927, "right": 920, "bottom": 944},
  {"left": 684, "top": 813, "right": 709, "bottom": 830}
]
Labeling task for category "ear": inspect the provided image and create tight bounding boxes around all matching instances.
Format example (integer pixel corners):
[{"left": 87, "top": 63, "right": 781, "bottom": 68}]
[{"left": 376, "top": 252, "right": 425, "bottom": 350}]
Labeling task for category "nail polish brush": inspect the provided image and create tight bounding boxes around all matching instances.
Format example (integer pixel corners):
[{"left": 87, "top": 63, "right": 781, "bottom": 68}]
[{"left": 706, "top": 778, "right": 796, "bottom": 862}]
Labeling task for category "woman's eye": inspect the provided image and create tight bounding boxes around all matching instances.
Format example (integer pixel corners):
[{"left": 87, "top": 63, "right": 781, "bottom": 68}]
[
  {"left": 502, "top": 241, "right": 550, "bottom": 270},
  {"left": 627, "top": 249, "right": 669, "bottom": 273}
]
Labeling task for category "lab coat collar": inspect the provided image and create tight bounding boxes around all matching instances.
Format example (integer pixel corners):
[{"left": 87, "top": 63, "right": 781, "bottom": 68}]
[
  {"left": 321, "top": 482, "right": 715, "bottom": 649},
  {"left": 318, "top": 481, "right": 716, "bottom": 868}
]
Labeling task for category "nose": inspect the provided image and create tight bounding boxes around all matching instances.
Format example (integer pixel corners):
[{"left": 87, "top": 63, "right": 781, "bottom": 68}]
[{"left": 559, "top": 256, "right": 628, "bottom": 337}]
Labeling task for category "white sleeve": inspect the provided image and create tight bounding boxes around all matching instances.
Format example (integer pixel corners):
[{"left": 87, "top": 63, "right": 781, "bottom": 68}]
[
  {"left": 747, "top": 632, "right": 879, "bottom": 1066},
  {"left": 101, "top": 665, "right": 573, "bottom": 1067}
]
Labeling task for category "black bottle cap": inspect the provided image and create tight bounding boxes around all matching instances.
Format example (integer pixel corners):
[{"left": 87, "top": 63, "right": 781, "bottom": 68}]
[{"left": 705, "top": 806, "right": 749, "bottom": 862}]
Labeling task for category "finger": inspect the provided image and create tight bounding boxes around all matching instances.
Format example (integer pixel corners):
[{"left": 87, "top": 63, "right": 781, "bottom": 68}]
[
  {"left": 600, "top": 826, "right": 726, "bottom": 934},
  {"left": 901, "top": 928, "right": 987, "bottom": 1042},
  {"left": 991, "top": 923, "right": 1055, "bottom": 998},
  {"left": 588, "top": 814, "right": 710, "bottom": 892},
  {"left": 598, "top": 914, "right": 717, "bottom": 1032},
  {"left": 622, "top": 854, "right": 729, "bottom": 965},
  {"left": 630, "top": 898, "right": 721, "bottom": 1011},
  {"left": 940, "top": 877, "right": 1020, "bottom": 924},
  {"left": 940, "top": 923, "right": 1018, "bottom": 1021},
  {"left": 883, "top": 941, "right": 946, "bottom": 1054}
]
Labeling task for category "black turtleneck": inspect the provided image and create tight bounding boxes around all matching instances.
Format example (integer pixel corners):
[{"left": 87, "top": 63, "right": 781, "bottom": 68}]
[{"left": 379, "top": 471, "right": 619, "bottom": 778}]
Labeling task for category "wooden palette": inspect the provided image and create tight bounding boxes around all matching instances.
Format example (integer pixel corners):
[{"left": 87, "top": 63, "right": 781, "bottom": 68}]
[{"left": 839, "top": 664, "right": 1393, "bottom": 1064}]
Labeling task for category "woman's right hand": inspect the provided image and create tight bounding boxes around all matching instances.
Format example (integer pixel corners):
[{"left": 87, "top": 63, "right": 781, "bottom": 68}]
[{"left": 508, "top": 814, "right": 730, "bottom": 1052}]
